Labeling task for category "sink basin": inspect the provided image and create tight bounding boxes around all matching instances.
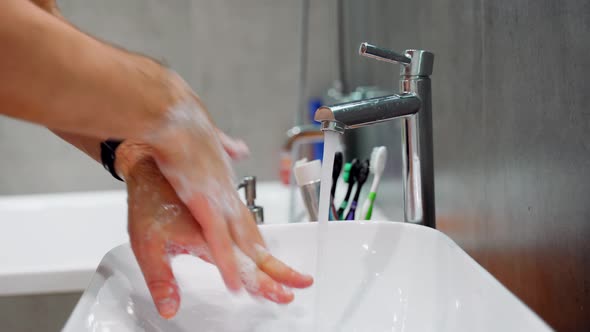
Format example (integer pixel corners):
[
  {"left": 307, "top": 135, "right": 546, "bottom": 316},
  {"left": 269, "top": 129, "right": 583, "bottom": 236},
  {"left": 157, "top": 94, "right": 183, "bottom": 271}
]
[
  {"left": 64, "top": 222, "right": 550, "bottom": 331},
  {"left": 0, "top": 182, "right": 386, "bottom": 298}
]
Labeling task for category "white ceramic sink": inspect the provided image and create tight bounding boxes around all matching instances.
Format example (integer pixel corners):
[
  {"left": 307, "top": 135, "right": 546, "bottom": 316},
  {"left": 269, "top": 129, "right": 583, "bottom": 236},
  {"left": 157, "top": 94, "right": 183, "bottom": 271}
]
[
  {"left": 0, "top": 182, "right": 362, "bottom": 296},
  {"left": 64, "top": 222, "right": 550, "bottom": 331}
]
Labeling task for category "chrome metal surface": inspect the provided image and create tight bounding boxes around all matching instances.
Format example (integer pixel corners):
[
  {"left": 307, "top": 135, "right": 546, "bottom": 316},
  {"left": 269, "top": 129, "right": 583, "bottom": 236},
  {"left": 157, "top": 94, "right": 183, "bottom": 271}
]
[
  {"left": 319, "top": 119, "right": 346, "bottom": 134},
  {"left": 359, "top": 42, "right": 411, "bottom": 65},
  {"left": 315, "top": 93, "right": 420, "bottom": 130},
  {"left": 315, "top": 42, "right": 435, "bottom": 228},
  {"left": 248, "top": 206, "right": 264, "bottom": 225},
  {"left": 400, "top": 72, "right": 434, "bottom": 226},
  {"left": 359, "top": 43, "right": 434, "bottom": 77},
  {"left": 401, "top": 50, "right": 435, "bottom": 77},
  {"left": 238, "top": 176, "right": 256, "bottom": 206},
  {"left": 299, "top": 181, "right": 320, "bottom": 221},
  {"left": 238, "top": 176, "right": 264, "bottom": 224}
]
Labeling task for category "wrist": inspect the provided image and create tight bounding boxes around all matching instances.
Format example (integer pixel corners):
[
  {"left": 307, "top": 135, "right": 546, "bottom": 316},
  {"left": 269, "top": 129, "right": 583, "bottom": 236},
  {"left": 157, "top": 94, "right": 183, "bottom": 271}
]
[
  {"left": 133, "top": 62, "right": 198, "bottom": 138},
  {"left": 111, "top": 54, "right": 185, "bottom": 140},
  {"left": 114, "top": 141, "right": 154, "bottom": 180},
  {"left": 131, "top": 58, "right": 174, "bottom": 137}
]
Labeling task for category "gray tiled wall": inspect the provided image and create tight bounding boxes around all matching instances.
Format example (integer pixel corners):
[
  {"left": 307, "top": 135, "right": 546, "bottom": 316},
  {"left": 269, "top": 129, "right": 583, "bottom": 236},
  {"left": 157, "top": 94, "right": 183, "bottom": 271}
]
[
  {"left": 0, "top": 0, "right": 337, "bottom": 195},
  {"left": 344, "top": 0, "right": 589, "bottom": 330}
]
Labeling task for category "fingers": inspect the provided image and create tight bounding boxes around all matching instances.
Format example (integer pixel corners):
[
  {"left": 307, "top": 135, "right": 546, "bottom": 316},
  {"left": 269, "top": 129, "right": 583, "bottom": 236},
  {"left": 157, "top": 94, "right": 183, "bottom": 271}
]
[
  {"left": 216, "top": 129, "right": 250, "bottom": 160},
  {"left": 232, "top": 247, "right": 293, "bottom": 304},
  {"left": 255, "top": 245, "right": 314, "bottom": 289},
  {"left": 250, "top": 269, "right": 295, "bottom": 304},
  {"left": 131, "top": 240, "right": 180, "bottom": 319},
  {"left": 229, "top": 205, "right": 313, "bottom": 290},
  {"left": 166, "top": 226, "right": 214, "bottom": 265},
  {"left": 228, "top": 204, "right": 266, "bottom": 254},
  {"left": 185, "top": 194, "right": 242, "bottom": 292}
]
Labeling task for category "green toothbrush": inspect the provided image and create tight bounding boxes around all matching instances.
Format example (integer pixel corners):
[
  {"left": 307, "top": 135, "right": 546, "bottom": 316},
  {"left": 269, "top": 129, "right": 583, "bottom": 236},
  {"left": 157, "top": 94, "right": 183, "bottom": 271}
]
[{"left": 361, "top": 146, "right": 387, "bottom": 220}]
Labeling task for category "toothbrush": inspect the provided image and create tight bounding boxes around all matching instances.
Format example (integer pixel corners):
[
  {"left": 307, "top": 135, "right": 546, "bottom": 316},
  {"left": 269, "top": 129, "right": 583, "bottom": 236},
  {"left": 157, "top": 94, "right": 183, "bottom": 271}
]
[
  {"left": 360, "top": 146, "right": 387, "bottom": 220},
  {"left": 335, "top": 161, "right": 352, "bottom": 219},
  {"left": 345, "top": 159, "right": 370, "bottom": 220},
  {"left": 337, "top": 159, "right": 360, "bottom": 220},
  {"left": 330, "top": 152, "right": 343, "bottom": 220}
]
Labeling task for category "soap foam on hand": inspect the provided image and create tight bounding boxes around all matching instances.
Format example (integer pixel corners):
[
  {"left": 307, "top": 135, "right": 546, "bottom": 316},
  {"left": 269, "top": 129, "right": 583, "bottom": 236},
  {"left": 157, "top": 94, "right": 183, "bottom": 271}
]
[
  {"left": 234, "top": 246, "right": 260, "bottom": 294},
  {"left": 169, "top": 254, "right": 314, "bottom": 332},
  {"left": 145, "top": 98, "right": 242, "bottom": 219},
  {"left": 134, "top": 75, "right": 314, "bottom": 318}
]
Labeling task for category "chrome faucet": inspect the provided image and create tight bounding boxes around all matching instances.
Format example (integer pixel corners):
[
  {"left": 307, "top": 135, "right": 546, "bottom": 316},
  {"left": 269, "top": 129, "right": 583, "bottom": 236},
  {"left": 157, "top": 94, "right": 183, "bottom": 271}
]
[{"left": 315, "top": 42, "right": 435, "bottom": 228}]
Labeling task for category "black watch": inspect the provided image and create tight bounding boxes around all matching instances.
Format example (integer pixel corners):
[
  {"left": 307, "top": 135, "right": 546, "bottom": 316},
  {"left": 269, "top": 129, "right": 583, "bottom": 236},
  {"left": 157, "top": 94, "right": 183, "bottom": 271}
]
[{"left": 100, "top": 139, "right": 124, "bottom": 182}]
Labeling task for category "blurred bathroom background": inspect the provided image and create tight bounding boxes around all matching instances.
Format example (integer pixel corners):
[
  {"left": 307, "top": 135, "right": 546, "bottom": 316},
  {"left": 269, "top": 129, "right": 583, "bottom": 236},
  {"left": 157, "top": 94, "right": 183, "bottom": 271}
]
[{"left": 0, "top": 0, "right": 588, "bottom": 331}]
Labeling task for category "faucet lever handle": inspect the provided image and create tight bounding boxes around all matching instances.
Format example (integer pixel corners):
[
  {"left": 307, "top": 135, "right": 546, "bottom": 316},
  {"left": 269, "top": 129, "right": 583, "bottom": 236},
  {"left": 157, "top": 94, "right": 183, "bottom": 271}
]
[
  {"left": 359, "top": 42, "right": 411, "bottom": 65},
  {"left": 359, "top": 42, "right": 434, "bottom": 77}
]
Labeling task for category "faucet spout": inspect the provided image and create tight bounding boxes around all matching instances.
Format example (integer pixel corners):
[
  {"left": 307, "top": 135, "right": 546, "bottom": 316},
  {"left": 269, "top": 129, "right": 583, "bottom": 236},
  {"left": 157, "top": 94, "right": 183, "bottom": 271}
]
[{"left": 314, "top": 93, "right": 421, "bottom": 133}]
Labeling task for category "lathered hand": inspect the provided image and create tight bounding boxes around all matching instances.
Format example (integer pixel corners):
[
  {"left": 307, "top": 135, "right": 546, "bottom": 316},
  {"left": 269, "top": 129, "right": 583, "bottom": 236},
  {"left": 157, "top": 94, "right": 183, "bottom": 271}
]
[{"left": 117, "top": 142, "right": 313, "bottom": 319}]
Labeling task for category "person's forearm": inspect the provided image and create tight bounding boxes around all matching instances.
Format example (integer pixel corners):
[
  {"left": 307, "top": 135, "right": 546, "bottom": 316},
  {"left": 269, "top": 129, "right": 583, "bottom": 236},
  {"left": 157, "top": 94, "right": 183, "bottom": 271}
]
[
  {"left": 0, "top": 0, "right": 177, "bottom": 140},
  {"left": 53, "top": 130, "right": 152, "bottom": 181},
  {"left": 52, "top": 130, "right": 102, "bottom": 163}
]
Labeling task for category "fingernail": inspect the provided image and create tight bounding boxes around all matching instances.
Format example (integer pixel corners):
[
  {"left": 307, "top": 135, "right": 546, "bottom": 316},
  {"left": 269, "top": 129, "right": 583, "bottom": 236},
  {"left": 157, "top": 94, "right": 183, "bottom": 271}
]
[
  {"left": 156, "top": 298, "right": 178, "bottom": 319},
  {"left": 227, "top": 279, "right": 243, "bottom": 293},
  {"left": 280, "top": 288, "right": 295, "bottom": 304},
  {"left": 228, "top": 285, "right": 242, "bottom": 294}
]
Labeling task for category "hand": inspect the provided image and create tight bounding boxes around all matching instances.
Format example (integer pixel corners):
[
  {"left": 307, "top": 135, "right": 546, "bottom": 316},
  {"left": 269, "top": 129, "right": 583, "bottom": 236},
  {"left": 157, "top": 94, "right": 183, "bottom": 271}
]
[
  {"left": 29, "top": 0, "right": 59, "bottom": 13},
  {"left": 137, "top": 72, "right": 273, "bottom": 293},
  {"left": 34, "top": 0, "right": 303, "bottom": 305},
  {"left": 117, "top": 142, "right": 313, "bottom": 319}
]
